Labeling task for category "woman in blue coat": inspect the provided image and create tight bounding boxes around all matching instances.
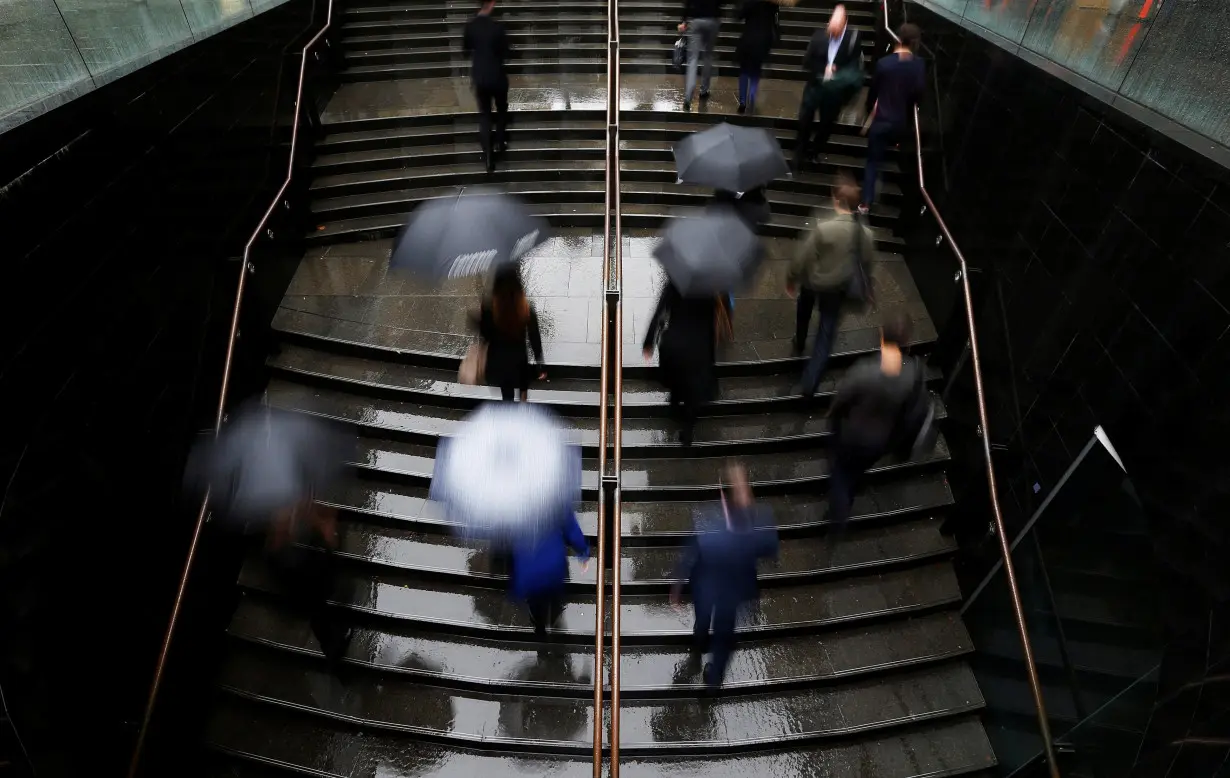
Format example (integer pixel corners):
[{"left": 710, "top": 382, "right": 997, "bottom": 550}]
[{"left": 509, "top": 511, "right": 591, "bottom": 636}]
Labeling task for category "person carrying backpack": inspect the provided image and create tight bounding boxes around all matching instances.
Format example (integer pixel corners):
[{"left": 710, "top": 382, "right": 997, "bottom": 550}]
[{"left": 786, "top": 178, "right": 874, "bottom": 398}]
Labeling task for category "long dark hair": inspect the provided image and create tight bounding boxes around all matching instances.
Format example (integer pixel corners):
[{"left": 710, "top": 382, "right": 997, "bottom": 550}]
[{"left": 490, "top": 266, "right": 530, "bottom": 337}]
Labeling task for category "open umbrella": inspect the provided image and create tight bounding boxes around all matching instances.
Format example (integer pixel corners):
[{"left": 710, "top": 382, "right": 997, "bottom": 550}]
[
  {"left": 430, "top": 403, "right": 581, "bottom": 542},
  {"left": 184, "top": 401, "right": 353, "bottom": 527},
  {"left": 390, "top": 188, "right": 550, "bottom": 281},
  {"left": 672, "top": 123, "right": 789, "bottom": 193},
  {"left": 653, "top": 207, "right": 764, "bottom": 296}
]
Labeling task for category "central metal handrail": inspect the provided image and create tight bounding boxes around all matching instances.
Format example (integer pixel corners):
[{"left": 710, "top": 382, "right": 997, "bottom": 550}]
[
  {"left": 126, "top": 1, "right": 334, "bottom": 774},
  {"left": 879, "top": 3, "right": 1058, "bottom": 775}
]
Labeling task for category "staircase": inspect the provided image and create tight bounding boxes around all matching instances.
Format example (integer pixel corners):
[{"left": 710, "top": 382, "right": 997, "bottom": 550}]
[{"left": 201, "top": 0, "right": 1001, "bottom": 774}]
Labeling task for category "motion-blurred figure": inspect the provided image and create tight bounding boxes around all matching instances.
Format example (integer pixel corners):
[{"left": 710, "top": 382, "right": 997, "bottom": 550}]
[
  {"left": 827, "top": 313, "right": 926, "bottom": 526},
  {"left": 795, "top": 5, "right": 864, "bottom": 170},
  {"left": 861, "top": 23, "right": 925, "bottom": 210},
  {"left": 643, "top": 282, "right": 732, "bottom": 446},
  {"left": 711, "top": 186, "right": 771, "bottom": 229},
  {"left": 787, "top": 178, "right": 873, "bottom": 396},
  {"left": 671, "top": 463, "right": 778, "bottom": 689},
  {"left": 508, "top": 509, "right": 591, "bottom": 637},
  {"left": 678, "top": 0, "right": 724, "bottom": 110},
  {"left": 474, "top": 265, "right": 546, "bottom": 402},
  {"left": 735, "top": 0, "right": 778, "bottom": 113},
  {"left": 464, "top": 0, "right": 511, "bottom": 173}
]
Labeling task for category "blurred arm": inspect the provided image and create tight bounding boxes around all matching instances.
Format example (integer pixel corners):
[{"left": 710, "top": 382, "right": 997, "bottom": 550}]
[
  {"left": 527, "top": 305, "right": 545, "bottom": 364},
  {"left": 642, "top": 286, "right": 675, "bottom": 351},
  {"left": 563, "top": 512, "right": 591, "bottom": 561}
]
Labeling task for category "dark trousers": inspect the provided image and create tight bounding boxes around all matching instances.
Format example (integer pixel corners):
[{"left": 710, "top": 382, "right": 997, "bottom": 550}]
[
  {"left": 527, "top": 591, "right": 564, "bottom": 636},
  {"left": 737, "top": 69, "right": 760, "bottom": 107},
  {"left": 796, "top": 82, "right": 850, "bottom": 162},
  {"left": 500, "top": 381, "right": 528, "bottom": 402},
  {"left": 795, "top": 289, "right": 843, "bottom": 395},
  {"left": 475, "top": 85, "right": 509, "bottom": 159},
  {"left": 267, "top": 543, "right": 351, "bottom": 663},
  {"left": 828, "top": 438, "right": 883, "bottom": 527},
  {"left": 693, "top": 592, "right": 738, "bottom": 687},
  {"left": 863, "top": 119, "right": 906, "bottom": 207},
  {"left": 669, "top": 390, "right": 698, "bottom": 446}
]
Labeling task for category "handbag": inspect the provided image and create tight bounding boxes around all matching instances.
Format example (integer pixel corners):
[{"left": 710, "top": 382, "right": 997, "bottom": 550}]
[
  {"left": 845, "top": 213, "right": 872, "bottom": 304},
  {"left": 458, "top": 342, "right": 487, "bottom": 385},
  {"left": 672, "top": 35, "right": 687, "bottom": 69}
]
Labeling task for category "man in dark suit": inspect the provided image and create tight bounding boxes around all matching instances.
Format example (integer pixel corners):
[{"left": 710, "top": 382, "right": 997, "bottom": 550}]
[
  {"left": 463, "top": 0, "right": 511, "bottom": 173},
  {"left": 794, "top": 4, "right": 864, "bottom": 170}
]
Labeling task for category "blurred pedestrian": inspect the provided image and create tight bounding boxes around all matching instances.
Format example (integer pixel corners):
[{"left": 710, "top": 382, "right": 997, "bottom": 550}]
[
  {"left": 671, "top": 463, "right": 778, "bottom": 689},
  {"left": 860, "top": 23, "right": 925, "bottom": 211},
  {"left": 643, "top": 282, "right": 732, "bottom": 446},
  {"left": 265, "top": 499, "right": 354, "bottom": 665},
  {"left": 794, "top": 5, "right": 864, "bottom": 170},
  {"left": 786, "top": 177, "right": 873, "bottom": 397},
  {"left": 711, "top": 186, "right": 770, "bottom": 229},
  {"left": 826, "top": 313, "right": 922, "bottom": 526},
  {"left": 735, "top": 0, "right": 778, "bottom": 114},
  {"left": 463, "top": 0, "right": 511, "bottom": 173},
  {"left": 474, "top": 265, "right": 546, "bottom": 402},
  {"left": 678, "top": 0, "right": 724, "bottom": 110},
  {"left": 508, "top": 509, "right": 591, "bottom": 637}
]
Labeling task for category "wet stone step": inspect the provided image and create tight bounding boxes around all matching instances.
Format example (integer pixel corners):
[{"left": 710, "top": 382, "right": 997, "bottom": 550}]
[
  {"left": 342, "top": 17, "right": 610, "bottom": 34},
  {"left": 619, "top": 471, "right": 953, "bottom": 540},
  {"left": 309, "top": 203, "right": 607, "bottom": 242},
  {"left": 618, "top": 561, "right": 962, "bottom": 640},
  {"left": 348, "top": 436, "right": 602, "bottom": 493},
  {"left": 219, "top": 646, "right": 600, "bottom": 752},
  {"left": 341, "top": 60, "right": 609, "bottom": 80},
  {"left": 319, "top": 113, "right": 606, "bottom": 149},
  {"left": 619, "top": 145, "right": 902, "bottom": 185},
  {"left": 266, "top": 380, "right": 603, "bottom": 447},
  {"left": 345, "top": 43, "right": 610, "bottom": 61},
  {"left": 230, "top": 595, "right": 598, "bottom": 692},
  {"left": 238, "top": 558, "right": 601, "bottom": 639},
  {"left": 620, "top": 436, "right": 949, "bottom": 497},
  {"left": 617, "top": 717, "right": 996, "bottom": 778},
  {"left": 345, "top": 30, "right": 610, "bottom": 47},
  {"left": 269, "top": 344, "right": 605, "bottom": 411},
  {"left": 207, "top": 696, "right": 594, "bottom": 776},
  {"left": 613, "top": 662, "right": 983, "bottom": 752},
  {"left": 621, "top": 611, "right": 972, "bottom": 693},
  {"left": 313, "top": 138, "right": 607, "bottom": 173},
  {"left": 312, "top": 161, "right": 606, "bottom": 196},
  {"left": 313, "top": 181, "right": 607, "bottom": 219},
  {"left": 620, "top": 517, "right": 955, "bottom": 587},
  {"left": 619, "top": 180, "right": 903, "bottom": 228},
  {"left": 620, "top": 202, "right": 905, "bottom": 246},
  {"left": 620, "top": 117, "right": 887, "bottom": 156}
]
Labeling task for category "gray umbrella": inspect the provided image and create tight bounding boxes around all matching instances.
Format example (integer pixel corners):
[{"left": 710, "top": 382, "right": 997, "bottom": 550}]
[
  {"left": 672, "top": 123, "right": 789, "bottom": 193},
  {"left": 184, "top": 401, "right": 353, "bottom": 527},
  {"left": 390, "top": 188, "right": 550, "bottom": 281},
  {"left": 653, "top": 207, "right": 764, "bottom": 296}
]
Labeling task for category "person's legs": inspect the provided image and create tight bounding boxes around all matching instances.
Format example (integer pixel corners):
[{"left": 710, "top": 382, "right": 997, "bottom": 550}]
[
  {"left": 738, "top": 70, "right": 750, "bottom": 106},
  {"left": 684, "top": 23, "right": 703, "bottom": 103},
  {"left": 691, "top": 593, "right": 712, "bottom": 652},
  {"left": 500, "top": 383, "right": 515, "bottom": 402},
  {"left": 705, "top": 600, "right": 738, "bottom": 687},
  {"left": 793, "top": 286, "right": 817, "bottom": 353},
  {"left": 494, "top": 86, "right": 510, "bottom": 153},
  {"left": 476, "top": 87, "right": 494, "bottom": 162},
  {"left": 794, "top": 84, "right": 820, "bottom": 167},
  {"left": 747, "top": 74, "right": 760, "bottom": 109},
  {"left": 800, "top": 295, "right": 841, "bottom": 396},
  {"left": 528, "top": 592, "right": 561, "bottom": 636},
  {"left": 699, "top": 20, "right": 719, "bottom": 97},
  {"left": 678, "top": 394, "right": 697, "bottom": 447},
  {"left": 862, "top": 120, "right": 893, "bottom": 207},
  {"left": 811, "top": 87, "right": 843, "bottom": 162}
]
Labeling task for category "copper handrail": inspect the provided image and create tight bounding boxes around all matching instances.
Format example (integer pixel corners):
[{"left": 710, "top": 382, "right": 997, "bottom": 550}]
[
  {"left": 126, "top": 2, "right": 334, "bottom": 775},
  {"left": 607, "top": 0, "right": 623, "bottom": 773},
  {"left": 879, "top": 3, "right": 1058, "bottom": 775}
]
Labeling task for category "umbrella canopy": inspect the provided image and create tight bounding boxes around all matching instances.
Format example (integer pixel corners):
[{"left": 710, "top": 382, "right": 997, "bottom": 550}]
[
  {"left": 390, "top": 188, "right": 550, "bottom": 281},
  {"left": 672, "top": 123, "right": 789, "bottom": 193},
  {"left": 184, "top": 402, "right": 353, "bottom": 527},
  {"left": 430, "top": 403, "right": 581, "bottom": 542},
  {"left": 653, "top": 207, "right": 764, "bottom": 296}
]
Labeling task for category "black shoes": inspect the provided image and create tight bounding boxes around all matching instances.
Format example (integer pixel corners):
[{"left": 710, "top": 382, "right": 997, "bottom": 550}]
[{"left": 736, "top": 101, "right": 746, "bottom": 114}]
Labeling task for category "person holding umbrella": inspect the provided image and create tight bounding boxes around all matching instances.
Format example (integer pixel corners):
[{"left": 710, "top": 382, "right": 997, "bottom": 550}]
[
  {"left": 508, "top": 508, "right": 591, "bottom": 637},
  {"left": 671, "top": 462, "right": 778, "bottom": 689},
  {"left": 473, "top": 265, "right": 546, "bottom": 402}
]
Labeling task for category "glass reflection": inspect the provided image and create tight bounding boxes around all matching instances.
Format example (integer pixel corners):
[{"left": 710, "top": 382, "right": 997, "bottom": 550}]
[
  {"left": 0, "top": 0, "right": 92, "bottom": 120},
  {"left": 1021, "top": 0, "right": 1156, "bottom": 90},
  {"left": 55, "top": 0, "right": 193, "bottom": 79}
]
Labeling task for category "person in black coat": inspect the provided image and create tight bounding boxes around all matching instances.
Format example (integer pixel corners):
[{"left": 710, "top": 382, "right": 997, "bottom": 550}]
[
  {"left": 642, "top": 282, "right": 731, "bottom": 446},
  {"left": 463, "top": 0, "right": 511, "bottom": 173},
  {"left": 475, "top": 265, "right": 545, "bottom": 401},
  {"left": 735, "top": 0, "right": 779, "bottom": 113}
]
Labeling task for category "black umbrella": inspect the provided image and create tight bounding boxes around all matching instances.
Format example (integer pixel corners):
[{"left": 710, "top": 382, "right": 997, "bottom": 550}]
[
  {"left": 390, "top": 188, "right": 550, "bottom": 281},
  {"left": 653, "top": 207, "right": 763, "bottom": 296},
  {"left": 672, "top": 123, "right": 789, "bottom": 193},
  {"left": 184, "top": 401, "right": 353, "bottom": 527}
]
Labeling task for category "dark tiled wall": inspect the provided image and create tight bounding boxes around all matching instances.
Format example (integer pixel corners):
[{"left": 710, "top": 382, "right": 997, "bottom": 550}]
[
  {"left": 0, "top": 2, "right": 328, "bottom": 773},
  {"left": 904, "top": 3, "right": 1230, "bottom": 774}
]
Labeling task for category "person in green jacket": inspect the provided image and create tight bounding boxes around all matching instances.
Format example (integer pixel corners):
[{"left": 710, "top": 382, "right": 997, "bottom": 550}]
[{"left": 785, "top": 179, "right": 874, "bottom": 397}]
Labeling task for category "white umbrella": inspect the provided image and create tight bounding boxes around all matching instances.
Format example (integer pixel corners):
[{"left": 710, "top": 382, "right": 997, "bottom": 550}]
[{"left": 429, "top": 403, "right": 581, "bottom": 541}]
